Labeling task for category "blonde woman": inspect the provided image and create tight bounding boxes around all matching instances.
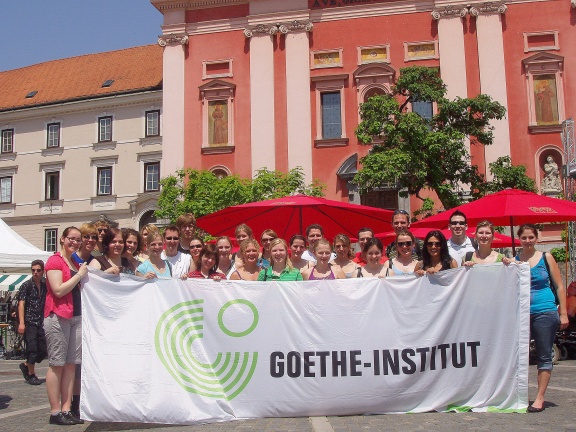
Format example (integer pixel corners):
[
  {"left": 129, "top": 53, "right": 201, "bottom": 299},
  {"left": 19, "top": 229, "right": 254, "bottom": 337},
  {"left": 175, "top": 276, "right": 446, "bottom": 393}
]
[
  {"left": 330, "top": 234, "right": 358, "bottom": 278},
  {"left": 258, "top": 238, "right": 302, "bottom": 281},
  {"left": 229, "top": 239, "right": 262, "bottom": 281}
]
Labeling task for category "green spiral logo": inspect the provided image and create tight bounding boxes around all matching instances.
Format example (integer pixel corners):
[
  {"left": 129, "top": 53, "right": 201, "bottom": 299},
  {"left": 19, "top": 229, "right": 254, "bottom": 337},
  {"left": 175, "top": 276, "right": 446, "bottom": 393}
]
[{"left": 155, "top": 299, "right": 259, "bottom": 400}]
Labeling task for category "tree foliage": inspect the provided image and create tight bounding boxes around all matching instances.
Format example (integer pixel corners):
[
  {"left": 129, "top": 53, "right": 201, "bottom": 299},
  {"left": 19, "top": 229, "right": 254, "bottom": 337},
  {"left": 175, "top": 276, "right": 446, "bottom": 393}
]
[
  {"left": 155, "top": 167, "right": 325, "bottom": 223},
  {"left": 354, "top": 66, "right": 520, "bottom": 209},
  {"left": 478, "top": 156, "right": 537, "bottom": 196}
]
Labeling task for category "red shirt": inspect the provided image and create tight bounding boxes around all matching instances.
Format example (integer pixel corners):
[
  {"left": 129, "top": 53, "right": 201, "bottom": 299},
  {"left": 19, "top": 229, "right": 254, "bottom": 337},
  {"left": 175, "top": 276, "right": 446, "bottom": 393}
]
[
  {"left": 44, "top": 253, "right": 75, "bottom": 319},
  {"left": 188, "top": 270, "right": 226, "bottom": 280}
]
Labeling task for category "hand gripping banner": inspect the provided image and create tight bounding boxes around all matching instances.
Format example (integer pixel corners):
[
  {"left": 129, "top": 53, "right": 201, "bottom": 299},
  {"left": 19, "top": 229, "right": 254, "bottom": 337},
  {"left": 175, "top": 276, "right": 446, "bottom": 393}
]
[{"left": 81, "top": 263, "right": 530, "bottom": 424}]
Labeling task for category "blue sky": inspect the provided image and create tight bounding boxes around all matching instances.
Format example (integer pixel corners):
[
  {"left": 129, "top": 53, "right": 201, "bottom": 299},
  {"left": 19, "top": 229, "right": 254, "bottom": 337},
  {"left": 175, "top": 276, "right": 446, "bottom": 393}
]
[{"left": 0, "top": 0, "right": 163, "bottom": 71}]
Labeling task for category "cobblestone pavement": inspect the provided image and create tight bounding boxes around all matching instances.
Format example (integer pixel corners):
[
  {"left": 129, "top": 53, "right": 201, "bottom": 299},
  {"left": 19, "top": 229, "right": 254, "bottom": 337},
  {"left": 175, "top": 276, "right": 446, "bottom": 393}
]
[{"left": 1, "top": 359, "right": 575, "bottom": 432}]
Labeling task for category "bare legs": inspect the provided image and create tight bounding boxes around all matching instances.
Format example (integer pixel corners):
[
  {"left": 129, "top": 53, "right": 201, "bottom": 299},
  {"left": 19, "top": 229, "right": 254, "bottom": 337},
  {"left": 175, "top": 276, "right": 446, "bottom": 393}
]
[
  {"left": 46, "top": 364, "right": 75, "bottom": 414},
  {"left": 532, "top": 369, "right": 552, "bottom": 409}
]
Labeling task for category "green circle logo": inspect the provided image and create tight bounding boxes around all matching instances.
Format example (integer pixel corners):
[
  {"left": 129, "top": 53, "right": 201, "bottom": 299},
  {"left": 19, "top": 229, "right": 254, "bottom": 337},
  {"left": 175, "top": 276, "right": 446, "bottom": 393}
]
[{"left": 218, "top": 299, "right": 259, "bottom": 337}]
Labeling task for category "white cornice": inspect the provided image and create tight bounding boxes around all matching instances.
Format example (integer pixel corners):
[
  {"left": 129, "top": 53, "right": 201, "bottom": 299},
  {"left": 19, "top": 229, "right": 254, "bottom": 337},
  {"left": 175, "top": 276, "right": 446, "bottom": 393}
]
[
  {"left": 152, "top": 0, "right": 247, "bottom": 12},
  {"left": 0, "top": 91, "right": 162, "bottom": 123}
]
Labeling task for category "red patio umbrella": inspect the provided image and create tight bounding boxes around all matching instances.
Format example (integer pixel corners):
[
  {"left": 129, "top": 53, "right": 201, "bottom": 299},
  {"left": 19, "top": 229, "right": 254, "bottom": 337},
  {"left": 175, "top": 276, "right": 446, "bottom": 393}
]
[
  {"left": 411, "top": 189, "right": 576, "bottom": 254},
  {"left": 376, "top": 227, "right": 519, "bottom": 248},
  {"left": 196, "top": 195, "right": 394, "bottom": 241}
]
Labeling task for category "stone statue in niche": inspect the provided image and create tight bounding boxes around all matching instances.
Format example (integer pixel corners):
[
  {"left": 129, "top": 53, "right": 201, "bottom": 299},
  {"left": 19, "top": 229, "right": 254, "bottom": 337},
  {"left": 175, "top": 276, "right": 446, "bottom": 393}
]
[{"left": 541, "top": 155, "right": 562, "bottom": 194}]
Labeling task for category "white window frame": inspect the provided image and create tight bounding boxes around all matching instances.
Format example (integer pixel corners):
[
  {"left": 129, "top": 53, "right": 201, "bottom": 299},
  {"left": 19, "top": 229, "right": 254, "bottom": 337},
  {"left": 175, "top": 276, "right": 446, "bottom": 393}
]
[
  {"left": 90, "top": 156, "right": 118, "bottom": 197},
  {"left": 44, "top": 228, "right": 58, "bottom": 252},
  {"left": 311, "top": 74, "right": 348, "bottom": 145},
  {"left": 523, "top": 30, "right": 559, "bottom": 53},
  {"left": 145, "top": 110, "right": 160, "bottom": 137},
  {"left": 40, "top": 162, "right": 64, "bottom": 202},
  {"left": 1, "top": 129, "right": 14, "bottom": 153},
  {"left": 98, "top": 116, "right": 113, "bottom": 142},
  {"left": 0, "top": 176, "right": 12, "bottom": 203},
  {"left": 202, "top": 59, "right": 233, "bottom": 80},
  {"left": 46, "top": 122, "right": 61, "bottom": 148},
  {"left": 137, "top": 152, "right": 162, "bottom": 193}
]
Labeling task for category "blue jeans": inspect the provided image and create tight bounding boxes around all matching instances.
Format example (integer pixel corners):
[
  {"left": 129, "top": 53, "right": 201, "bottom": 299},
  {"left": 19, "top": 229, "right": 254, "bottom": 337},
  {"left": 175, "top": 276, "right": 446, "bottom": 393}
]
[{"left": 531, "top": 311, "right": 560, "bottom": 370}]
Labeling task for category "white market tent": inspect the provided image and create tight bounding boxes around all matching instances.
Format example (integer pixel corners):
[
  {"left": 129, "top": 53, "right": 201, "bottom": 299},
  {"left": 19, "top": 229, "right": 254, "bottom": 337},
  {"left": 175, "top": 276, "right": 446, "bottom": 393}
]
[{"left": 0, "top": 218, "right": 52, "bottom": 285}]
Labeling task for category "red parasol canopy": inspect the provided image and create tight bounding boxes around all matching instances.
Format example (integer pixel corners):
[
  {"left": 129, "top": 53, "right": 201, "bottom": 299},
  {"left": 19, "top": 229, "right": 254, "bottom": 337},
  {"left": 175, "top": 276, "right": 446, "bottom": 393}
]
[
  {"left": 376, "top": 227, "right": 519, "bottom": 248},
  {"left": 196, "top": 195, "right": 394, "bottom": 241},
  {"left": 411, "top": 189, "right": 576, "bottom": 253}
]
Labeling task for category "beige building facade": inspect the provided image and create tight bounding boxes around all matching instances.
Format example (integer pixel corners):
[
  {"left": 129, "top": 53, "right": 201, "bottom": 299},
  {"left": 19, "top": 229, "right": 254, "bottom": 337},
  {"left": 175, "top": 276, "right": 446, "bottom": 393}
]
[{"left": 0, "top": 45, "right": 163, "bottom": 251}]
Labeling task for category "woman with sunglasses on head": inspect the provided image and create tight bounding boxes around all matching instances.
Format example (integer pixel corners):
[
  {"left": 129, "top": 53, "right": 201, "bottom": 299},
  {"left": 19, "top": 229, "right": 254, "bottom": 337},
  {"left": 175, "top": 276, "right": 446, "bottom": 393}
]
[
  {"left": 44, "top": 227, "right": 87, "bottom": 425},
  {"left": 188, "top": 244, "right": 226, "bottom": 281},
  {"left": 289, "top": 234, "right": 311, "bottom": 273},
  {"left": 258, "top": 238, "right": 303, "bottom": 281},
  {"left": 511, "top": 224, "right": 568, "bottom": 413},
  {"left": 415, "top": 231, "right": 457, "bottom": 276},
  {"left": 259, "top": 229, "right": 278, "bottom": 269},
  {"left": 233, "top": 224, "right": 253, "bottom": 268},
  {"left": 136, "top": 232, "right": 171, "bottom": 279},
  {"left": 122, "top": 228, "right": 141, "bottom": 272},
  {"left": 72, "top": 223, "right": 98, "bottom": 267},
  {"left": 230, "top": 239, "right": 262, "bottom": 281},
  {"left": 355, "top": 238, "right": 394, "bottom": 278},
  {"left": 462, "top": 220, "right": 504, "bottom": 266},
  {"left": 389, "top": 230, "right": 419, "bottom": 275},
  {"left": 137, "top": 224, "right": 159, "bottom": 263},
  {"left": 216, "top": 236, "right": 235, "bottom": 279},
  {"left": 89, "top": 228, "right": 134, "bottom": 275},
  {"left": 302, "top": 239, "right": 346, "bottom": 280},
  {"left": 189, "top": 236, "right": 205, "bottom": 272},
  {"left": 330, "top": 234, "right": 359, "bottom": 278}
]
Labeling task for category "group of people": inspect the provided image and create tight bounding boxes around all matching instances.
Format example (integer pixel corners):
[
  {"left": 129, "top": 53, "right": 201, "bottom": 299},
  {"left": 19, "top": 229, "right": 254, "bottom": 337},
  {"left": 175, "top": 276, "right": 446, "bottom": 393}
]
[{"left": 14, "top": 208, "right": 573, "bottom": 425}]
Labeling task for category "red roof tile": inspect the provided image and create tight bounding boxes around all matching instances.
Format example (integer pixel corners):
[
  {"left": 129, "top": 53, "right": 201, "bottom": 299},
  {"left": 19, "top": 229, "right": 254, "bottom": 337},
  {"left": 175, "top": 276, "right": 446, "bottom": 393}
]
[{"left": 0, "top": 45, "right": 163, "bottom": 112}]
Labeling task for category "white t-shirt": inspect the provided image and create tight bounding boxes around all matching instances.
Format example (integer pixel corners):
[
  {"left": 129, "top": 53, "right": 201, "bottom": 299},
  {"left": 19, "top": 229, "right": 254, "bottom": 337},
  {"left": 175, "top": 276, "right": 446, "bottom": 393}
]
[
  {"left": 447, "top": 237, "right": 476, "bottom": 267},
  {"left": 161, "top": 251, "right": 192, "bottom": 277}
]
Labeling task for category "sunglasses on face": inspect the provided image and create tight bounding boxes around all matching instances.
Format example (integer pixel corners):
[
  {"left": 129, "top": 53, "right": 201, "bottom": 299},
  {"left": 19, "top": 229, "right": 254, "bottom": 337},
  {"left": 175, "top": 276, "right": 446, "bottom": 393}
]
[
  {"left": 165, "top": 237, "right": 179, "bottom": 241},
  {"left": 97, "top": 228, "right": 108, "bottom": 233},
  {"left": 31, "top": 269, "right": 43, "bottom": 273},
  {"left": 397, "top": 241, "right": 413, "bottom": 247},
  {"left": 427, "top": 241, "right": 441, "bottom": 247},
  {"left": 83, "top": 235, "right": 98, "bottom": 241},
  {"left": 190, "top": 244, "right": 203, "bottom": 249},
  {"left": 450, "top": 221, "right": 466, "bottom": 226}
]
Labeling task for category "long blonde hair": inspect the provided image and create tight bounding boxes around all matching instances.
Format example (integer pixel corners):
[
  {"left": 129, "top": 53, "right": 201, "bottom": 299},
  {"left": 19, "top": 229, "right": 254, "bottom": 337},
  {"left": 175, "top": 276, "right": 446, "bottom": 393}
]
[{"left": 268, "top": 238, "right": 293, "bottom": 270}]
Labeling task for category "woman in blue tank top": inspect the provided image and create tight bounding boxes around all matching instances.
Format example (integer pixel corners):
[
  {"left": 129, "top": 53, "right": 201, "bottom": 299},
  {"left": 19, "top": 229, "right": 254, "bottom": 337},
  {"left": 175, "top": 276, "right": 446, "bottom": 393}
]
[{"left": 514, "top": 224, "right": 568, "bottom": 412}]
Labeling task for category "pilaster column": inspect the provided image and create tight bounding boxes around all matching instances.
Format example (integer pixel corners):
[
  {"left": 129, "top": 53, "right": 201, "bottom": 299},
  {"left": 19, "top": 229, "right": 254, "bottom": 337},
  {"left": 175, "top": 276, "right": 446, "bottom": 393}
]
[
  {"left": 432, "top": 6, "right": 469, "bottom": 100},
  {"left": 282, "top": 20, "right": 314, "bottom": 183},
  {"left": 470, "top": 2, "right": 511, "bottom": 177},
  {"left": 244, "top": 25, "right": 277, "bottom": 175},
  {"left": 158, "top": 32, "right": 187, "bottom": 177}
]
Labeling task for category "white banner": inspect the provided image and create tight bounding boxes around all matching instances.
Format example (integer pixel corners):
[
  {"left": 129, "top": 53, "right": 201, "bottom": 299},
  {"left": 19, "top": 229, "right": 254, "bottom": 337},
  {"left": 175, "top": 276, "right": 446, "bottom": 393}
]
[{"left": 81, "top": 263, "right": 530, "bottom": 424}]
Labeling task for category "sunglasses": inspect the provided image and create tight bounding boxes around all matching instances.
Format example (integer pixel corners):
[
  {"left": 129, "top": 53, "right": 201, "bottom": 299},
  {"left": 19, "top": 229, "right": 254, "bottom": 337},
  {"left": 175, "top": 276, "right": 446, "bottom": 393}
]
[
  {"left": 427, "top": 241, "right": 441, "bottom": 247},
  {"left": 31, "top": 269, "right": 43, "bottom": 273},
  {"left": 97, "top": 228, "right": 108, "bottom": 233},
  {"left": 397, "top": 241, "right": 413, "bottom": 247},
  {"left": 393, "top": 209, "right": 409, "bottom": 216},
  {"left": 450, "top": 221, "right": 466, "bottom": 226},
  {"left": 165, "top": 236, "right": 179, "bottom": 241},
  {"left": 190, "top": 244, "right": 203, "bottom": 249},
  {"left": 83, "top": 235, "right": 98, "bottom": 241}
]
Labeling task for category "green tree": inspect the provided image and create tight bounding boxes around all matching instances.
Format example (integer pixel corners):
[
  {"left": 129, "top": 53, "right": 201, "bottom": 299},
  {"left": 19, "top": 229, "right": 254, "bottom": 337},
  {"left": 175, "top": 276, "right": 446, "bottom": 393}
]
[
  {"left": 354, "top": 66, "right": 508, "bottom": 209},
  {"left": 479, "top": 156, "right": 537, "bottom": 195},
  {"left": 155, "top": 167, "right": 324, "bottom": 223}
]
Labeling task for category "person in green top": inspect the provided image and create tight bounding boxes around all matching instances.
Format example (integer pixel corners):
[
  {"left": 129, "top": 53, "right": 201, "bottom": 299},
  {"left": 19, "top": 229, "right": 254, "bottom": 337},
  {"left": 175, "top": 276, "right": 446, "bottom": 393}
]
[
  {"left": 257, "top": 238, "right": 303, "bottom": 281},
  {"left": 462, "top": 220, "right": 504, "bottom": 266}
]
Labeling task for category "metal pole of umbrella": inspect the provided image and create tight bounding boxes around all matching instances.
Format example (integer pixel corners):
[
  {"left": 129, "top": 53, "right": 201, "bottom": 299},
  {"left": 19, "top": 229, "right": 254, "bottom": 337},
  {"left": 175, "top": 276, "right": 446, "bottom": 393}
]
[{"left": 510, "top": 216, "right": 516, "bottom": 257}]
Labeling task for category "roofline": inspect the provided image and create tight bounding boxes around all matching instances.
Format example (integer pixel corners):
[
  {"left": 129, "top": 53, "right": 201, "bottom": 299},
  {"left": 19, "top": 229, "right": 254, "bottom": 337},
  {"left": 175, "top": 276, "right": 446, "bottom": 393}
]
[{"left": 0, "top": 85, "right": 163, "bottom": 114}]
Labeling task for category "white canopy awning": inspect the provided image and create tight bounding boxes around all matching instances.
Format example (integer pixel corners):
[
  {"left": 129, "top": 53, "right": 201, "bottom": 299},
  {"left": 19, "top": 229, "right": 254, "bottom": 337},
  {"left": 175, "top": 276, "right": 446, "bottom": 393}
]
[{"left": 0, "top": 273, "right": 31, "bottom": 292}]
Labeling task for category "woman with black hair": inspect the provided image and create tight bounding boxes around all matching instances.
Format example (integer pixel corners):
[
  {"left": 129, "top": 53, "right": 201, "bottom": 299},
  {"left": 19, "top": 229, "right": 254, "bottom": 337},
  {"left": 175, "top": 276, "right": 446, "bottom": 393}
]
[
  {"left": 415, "top": 230, "right": 458, "bottom": 275},
  {"left": 188, "top": 244, "right": 226, "bottom": 281},
  {"left": 89, "top": 228, "right": 135, "bottom": 275}
]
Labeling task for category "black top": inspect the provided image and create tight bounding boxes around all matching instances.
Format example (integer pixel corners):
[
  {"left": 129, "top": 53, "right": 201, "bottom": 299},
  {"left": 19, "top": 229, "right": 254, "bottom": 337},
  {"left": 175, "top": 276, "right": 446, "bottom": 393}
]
[{"left": 18, "top": 278, "right": 47, "bottom": 326}]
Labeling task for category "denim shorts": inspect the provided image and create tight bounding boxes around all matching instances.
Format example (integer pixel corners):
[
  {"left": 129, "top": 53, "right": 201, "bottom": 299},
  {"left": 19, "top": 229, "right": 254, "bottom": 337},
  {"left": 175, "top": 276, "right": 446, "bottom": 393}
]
[
  {"left": 44, "top": 313, "right": 82, "bottom": 367},
  {"left": 531, "top": 311, "right": 560, "bottom": 370}
]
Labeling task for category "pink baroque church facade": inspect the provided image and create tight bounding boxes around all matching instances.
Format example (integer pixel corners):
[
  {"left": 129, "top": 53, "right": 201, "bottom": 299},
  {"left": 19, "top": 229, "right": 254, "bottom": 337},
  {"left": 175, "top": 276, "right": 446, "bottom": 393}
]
[{"left": 152, "top": 0, "right": 576, "bottom": 213}]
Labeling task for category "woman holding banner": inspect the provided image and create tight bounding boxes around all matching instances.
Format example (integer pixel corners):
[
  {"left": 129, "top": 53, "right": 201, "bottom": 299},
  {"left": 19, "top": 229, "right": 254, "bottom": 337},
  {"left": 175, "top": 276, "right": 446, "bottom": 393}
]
[
  {"left": 258, "top": 238, "right": 303, "bottom": 281},
  {"left": 415, "top": 231, "right": 457, "bottom": 275},
  {"left": 355, "top": 238, "right": 394, "bottom": 278},
  {"left": 230, "top": 239, "right": 261, "bottom": 281},
  {"left": 331, "top": 234, "right": 358, "bottom": 278},
  {"left": 302, "top": 239, "right": 346, "bottom": 280},
  {"left": 462, "top": 220, "right": 504, "bottom": 266},
  {"left": 513, "top": 224, "right": 569, "bottom": 412},
  {"left": 388, "top": 230, "right": 419, "bottom": 275}
]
